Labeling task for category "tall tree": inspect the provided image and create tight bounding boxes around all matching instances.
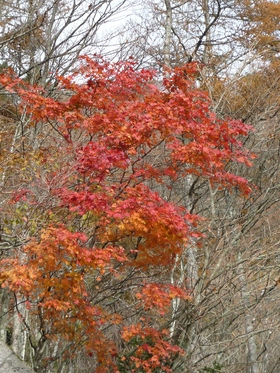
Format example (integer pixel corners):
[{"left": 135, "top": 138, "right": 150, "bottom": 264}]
[{"left": 0, "top": 57, "right": 252, "bottom": 372}]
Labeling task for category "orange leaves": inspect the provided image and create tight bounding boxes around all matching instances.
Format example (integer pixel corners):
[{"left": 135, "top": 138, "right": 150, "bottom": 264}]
[
  {"left": 136, "top": 283, "right": 189, "bottom": 316},
  {"left": 1, "top": 225, "right": 127, "bottom": 321},
  {"left": 1, "top": 225, "right": 126, "bottom": 371},
  {"left": 104, "top": 184, "right": 190, "bottom": 266},
  {"left": 120, "top": 325, "right": 183, "bottom": 373},
  {"left": 23, "top": 226, "right": 126, "bottom": 276},
  {"left": 0, "top": 259, "right": 37, "bottom": 294}
]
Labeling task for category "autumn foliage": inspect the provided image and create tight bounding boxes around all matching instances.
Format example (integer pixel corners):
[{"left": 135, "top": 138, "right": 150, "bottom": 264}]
[{"left": 0, "top": 57, "right": 253, "bottom": 372}]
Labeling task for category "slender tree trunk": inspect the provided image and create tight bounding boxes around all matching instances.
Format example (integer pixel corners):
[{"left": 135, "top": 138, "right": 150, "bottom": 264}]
[
  {"left": 202, "top": 0, "right": 211, "bottom": 64},
  {"left": 163, "top": 0, "right": 172, "bottom": 67},
  {"left": 170, "top": 254, "right": 187, "bottom": 338},
  {"left": 238, "top": 252, "right": 260, "bottom": 373},
  {"left": 0, "top": 289, "right": 9, "bottom": 342},
  {"left": 12, "top": 296, "right": 28, "bottom": 360}
]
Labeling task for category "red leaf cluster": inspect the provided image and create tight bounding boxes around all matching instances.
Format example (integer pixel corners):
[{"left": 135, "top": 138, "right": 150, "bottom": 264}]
[{"left": 0, "top": 56, "right": 254, "bottom": 371}]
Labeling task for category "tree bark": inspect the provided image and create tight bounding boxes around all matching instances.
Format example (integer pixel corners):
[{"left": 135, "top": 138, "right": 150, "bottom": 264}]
[
  {"left": 163, "top": 0, "right": 172, "bottom": 67},
  {"left": 238, "top": 252, "right": 260, "bottom": 373}
]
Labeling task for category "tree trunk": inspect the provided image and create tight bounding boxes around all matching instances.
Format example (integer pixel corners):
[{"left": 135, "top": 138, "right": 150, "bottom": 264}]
[
  {"left": 238, "top": 252, "right": 260, "bottom": 373},
  {"left": 163, "top": 0, "right": 172, "bottom": 67},
  {"left": 12, "top": 297, "right": 28, "bottom": 361},
  {"left": 0, "top": 289, "right": 9, "bottom": 343}
]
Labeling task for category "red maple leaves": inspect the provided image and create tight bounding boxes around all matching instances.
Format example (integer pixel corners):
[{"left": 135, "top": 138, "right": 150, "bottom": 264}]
[{"left": 0, "top": 56, "right": 254, "bottom": 372}]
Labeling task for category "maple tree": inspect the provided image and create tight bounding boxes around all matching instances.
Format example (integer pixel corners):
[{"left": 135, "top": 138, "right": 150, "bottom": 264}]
[{"left": 0, "top": 56, "right": 253, "bottom": 372}]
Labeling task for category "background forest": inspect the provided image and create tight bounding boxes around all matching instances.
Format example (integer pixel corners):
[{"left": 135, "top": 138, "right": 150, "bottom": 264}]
[{"left": 0, "top": 1, "right": 280, "bottom": 373}]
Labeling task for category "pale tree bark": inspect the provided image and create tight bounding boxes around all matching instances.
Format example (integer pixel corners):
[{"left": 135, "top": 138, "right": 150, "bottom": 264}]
[
  {"left": 238, "top": 259, "right": 260, "bottom": 373},
  {"left": 202, "top": 0, "right": 211, "bottom": 64},
  {"left": 163, "top": 0, "right": 172, "bottom": 67},
  {"left": 11, "top": 296, "right": 28, "bottom": 361},
  {"left": 0, "top": 289, "right": 9, "bottom": 343}
]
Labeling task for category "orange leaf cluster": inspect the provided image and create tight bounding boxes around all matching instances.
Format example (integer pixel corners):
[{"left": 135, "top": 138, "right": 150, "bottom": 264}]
[
  {"left": 121, "top": 325, "right": 183, "bottom": 373},
  {"left": 136, "top": 283, "right": 189, "bottom": 316}
]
